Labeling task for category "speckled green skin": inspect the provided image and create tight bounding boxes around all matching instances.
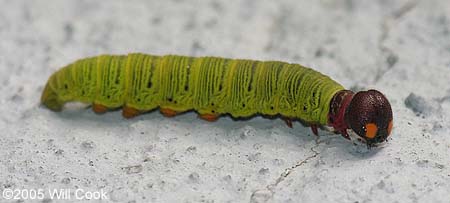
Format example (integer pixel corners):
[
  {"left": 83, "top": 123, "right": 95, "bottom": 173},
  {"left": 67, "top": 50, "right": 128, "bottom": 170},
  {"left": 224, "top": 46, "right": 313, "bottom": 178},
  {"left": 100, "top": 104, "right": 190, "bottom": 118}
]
[{"left": 41, "top": 53, "right": 344, "bottom": 125}]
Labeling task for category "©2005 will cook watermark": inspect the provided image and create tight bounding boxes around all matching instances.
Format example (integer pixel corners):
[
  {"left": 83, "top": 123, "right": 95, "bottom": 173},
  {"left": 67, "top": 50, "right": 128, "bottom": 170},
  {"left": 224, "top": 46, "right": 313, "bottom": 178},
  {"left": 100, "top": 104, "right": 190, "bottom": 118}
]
[{"left": 2, "top": 188, "right": 108, "bottom": 201}]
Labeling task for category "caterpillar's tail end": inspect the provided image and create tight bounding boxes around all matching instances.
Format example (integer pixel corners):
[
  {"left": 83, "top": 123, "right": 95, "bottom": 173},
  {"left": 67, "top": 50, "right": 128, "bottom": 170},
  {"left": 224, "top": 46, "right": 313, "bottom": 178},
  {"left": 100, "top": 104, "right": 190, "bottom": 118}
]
[{"left": 41, "top": 83, "right": 63, "bottom": 112}]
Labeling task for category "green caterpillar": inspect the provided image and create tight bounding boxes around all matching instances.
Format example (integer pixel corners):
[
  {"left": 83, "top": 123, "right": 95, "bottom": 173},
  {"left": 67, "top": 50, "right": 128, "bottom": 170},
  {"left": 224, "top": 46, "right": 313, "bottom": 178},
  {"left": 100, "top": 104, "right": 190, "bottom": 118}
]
[{"left": 42, "top": 53, "right": 393, "bottom": 146}]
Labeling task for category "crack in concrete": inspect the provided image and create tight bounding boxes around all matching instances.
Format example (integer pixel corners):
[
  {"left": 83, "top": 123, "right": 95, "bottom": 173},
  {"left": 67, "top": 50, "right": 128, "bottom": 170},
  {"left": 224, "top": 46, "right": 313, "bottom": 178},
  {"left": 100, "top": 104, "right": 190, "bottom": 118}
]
[
  {"left": 250, "top": 138, "right": 323, "bottom": 203},
  {"left": 374, "top": 0, "right": 418, "bottom": 83}
]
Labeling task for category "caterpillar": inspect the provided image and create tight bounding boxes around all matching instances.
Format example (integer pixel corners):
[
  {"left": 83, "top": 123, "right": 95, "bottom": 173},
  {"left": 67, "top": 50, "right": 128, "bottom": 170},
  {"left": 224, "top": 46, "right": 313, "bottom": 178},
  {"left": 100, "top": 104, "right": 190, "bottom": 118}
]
[{"left": 41, "top": 53, "right": 393, "bottom": 147}]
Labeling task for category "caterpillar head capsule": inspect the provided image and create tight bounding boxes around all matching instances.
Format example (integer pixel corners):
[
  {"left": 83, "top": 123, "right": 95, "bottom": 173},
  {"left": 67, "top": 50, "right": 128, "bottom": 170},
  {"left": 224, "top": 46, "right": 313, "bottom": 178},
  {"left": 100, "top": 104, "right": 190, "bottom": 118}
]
[
  {"left": 329, "top": 89, "right": 393, "bottom": 147},
  {"left": 346, "top": 89, "right": 393, "bottom": 146}
]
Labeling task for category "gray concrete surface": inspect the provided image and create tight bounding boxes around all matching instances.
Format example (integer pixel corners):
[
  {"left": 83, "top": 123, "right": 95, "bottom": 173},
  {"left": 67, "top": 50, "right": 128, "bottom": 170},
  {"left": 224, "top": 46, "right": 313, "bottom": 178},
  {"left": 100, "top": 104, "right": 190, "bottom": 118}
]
[{"left": 1, "top": 0, "right": 450, "bottom": 202}]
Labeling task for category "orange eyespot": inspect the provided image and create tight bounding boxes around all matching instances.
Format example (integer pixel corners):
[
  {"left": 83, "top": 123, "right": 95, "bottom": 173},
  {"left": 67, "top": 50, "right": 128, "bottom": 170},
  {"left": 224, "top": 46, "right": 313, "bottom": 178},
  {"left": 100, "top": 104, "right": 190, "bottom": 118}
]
[
  {"left": 365, "top": 123, "right": 378, "bottom": 139},
  {"left": 387, "top": 120, "right": 393, "bottom": 136}
]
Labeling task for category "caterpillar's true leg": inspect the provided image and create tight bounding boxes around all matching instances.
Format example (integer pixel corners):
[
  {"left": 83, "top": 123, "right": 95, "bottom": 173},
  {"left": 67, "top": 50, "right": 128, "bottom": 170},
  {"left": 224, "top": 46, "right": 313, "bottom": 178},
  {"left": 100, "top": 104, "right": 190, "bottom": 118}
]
[
  {"left": 93, "top": 103, "right": 108, "bottom": 114},
  {"left": 199, "top": 113, "right": 219, "bottom": 122},
  {"left": 283, "top": 117, "right": 293, "bottom": 128},
  {"left": 160, "top": 108, "right": 178, "bottom": 117},
  {"left": 310, "top": 124, "right": 319, "bottom": 136},
  {"left": 122, "top": 106, "right": 140, "bottom": 118},
  {"left": 340, "top": 131, "right": 350, "bottom": 140}
]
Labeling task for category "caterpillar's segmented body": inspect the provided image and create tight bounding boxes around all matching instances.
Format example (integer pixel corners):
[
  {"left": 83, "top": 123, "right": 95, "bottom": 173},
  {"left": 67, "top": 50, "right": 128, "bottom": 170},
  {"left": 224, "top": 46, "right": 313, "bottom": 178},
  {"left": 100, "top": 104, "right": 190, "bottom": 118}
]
[{"left": 42, "top": 53, "right": 393, "bottom": 147}]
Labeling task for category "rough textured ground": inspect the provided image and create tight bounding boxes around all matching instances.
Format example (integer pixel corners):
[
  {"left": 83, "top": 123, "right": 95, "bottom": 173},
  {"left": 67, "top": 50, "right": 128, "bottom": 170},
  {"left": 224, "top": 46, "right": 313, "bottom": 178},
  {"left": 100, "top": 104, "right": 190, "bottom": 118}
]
[{"left": 1, "top": 0, "right": 450, "bottom": 202}]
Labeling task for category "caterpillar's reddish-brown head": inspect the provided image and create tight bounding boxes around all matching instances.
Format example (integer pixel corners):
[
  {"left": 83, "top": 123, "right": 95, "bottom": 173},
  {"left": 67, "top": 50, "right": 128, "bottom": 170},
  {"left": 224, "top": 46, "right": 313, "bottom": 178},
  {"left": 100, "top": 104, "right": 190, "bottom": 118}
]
[
  {"left": 329, "top": 89, "right": 393, "bottom": 147},
  {"left": 346, "top": 89, "right": 393, "bottom": 146}
]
